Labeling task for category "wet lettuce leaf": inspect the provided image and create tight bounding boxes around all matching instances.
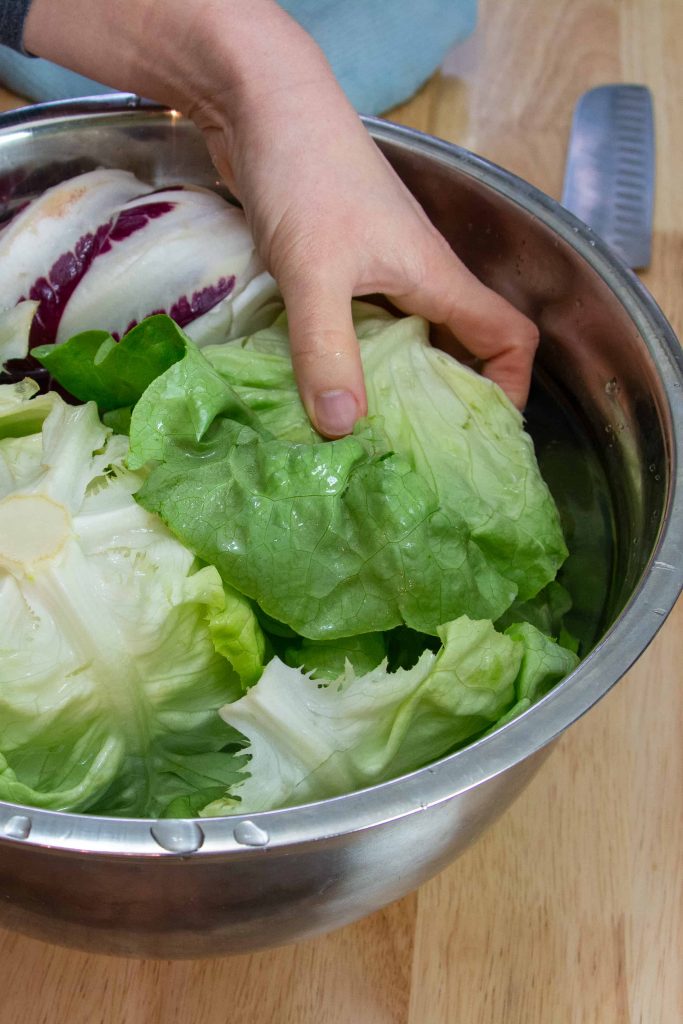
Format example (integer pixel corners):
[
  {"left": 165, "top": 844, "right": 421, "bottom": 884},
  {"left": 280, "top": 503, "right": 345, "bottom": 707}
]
[
  {"left": 204, "top": 303, "right": 568, "bottom": 602},
  {"left": 128, "top": 338, "right": 519, "bottom": 638},
  {"left": 202, "top": 616, "right": 578, "bottom": 814}
]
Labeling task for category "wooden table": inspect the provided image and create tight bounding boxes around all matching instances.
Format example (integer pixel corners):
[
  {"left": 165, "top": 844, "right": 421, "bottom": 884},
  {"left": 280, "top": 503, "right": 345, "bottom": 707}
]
[{"left": 0, "top": 1, "right": 681, "bottom": 1021}]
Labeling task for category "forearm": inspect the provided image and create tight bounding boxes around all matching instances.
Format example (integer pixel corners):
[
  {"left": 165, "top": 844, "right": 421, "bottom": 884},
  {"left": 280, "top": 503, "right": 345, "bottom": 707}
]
[{"left": 23, "top": 0, "right": 329, "bottom": 126}]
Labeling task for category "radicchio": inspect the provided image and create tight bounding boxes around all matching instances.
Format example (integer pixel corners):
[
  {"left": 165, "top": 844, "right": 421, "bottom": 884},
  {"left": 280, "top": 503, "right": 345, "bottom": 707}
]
[
  {"left": 0, "top": 170, "right": 280, "bottom": 352},
  {"left": 0, "top": 169, "right": 145, "bottom": 340}
]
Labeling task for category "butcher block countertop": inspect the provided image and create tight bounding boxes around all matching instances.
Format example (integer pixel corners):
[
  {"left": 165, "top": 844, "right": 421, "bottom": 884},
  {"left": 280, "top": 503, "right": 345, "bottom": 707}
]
[{"left": 0, "top": 0, "right": 680, "bottom": 1021}]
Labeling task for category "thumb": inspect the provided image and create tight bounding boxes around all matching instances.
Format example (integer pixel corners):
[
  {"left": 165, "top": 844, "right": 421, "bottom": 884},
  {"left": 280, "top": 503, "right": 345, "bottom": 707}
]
[{"left": 281, "top": 277, "right": 367, "bottom": 438}]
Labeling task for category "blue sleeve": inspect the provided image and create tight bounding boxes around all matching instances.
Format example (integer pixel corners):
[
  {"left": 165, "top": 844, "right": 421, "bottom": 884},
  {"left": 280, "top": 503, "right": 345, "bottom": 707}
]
[
  {"left": 0, "top": 0, "right": 34, "bottom": 54},
  {"left": 279, "top": 0, "right": 477, "bottom": 114}
]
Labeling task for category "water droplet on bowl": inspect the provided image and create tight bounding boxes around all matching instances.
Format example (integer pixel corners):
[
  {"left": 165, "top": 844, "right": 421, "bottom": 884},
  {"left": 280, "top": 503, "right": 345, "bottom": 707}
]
[
  {"left": 4, "top": 815, "right": 31, "bottom": 840},
  {"left": 150, "top": 820, "right": 204, "bottom": 853},
  {"left": 233, "top": 820, "right": 269, "bottom": 847}
]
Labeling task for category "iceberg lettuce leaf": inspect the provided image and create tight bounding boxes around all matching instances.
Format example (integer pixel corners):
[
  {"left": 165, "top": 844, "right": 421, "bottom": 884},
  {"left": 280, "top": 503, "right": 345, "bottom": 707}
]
[
  {"left": 204, "top": 615, "right": 579, "bottom": 815},
  {"left": 0, "top": 386, "right": 248, "bottom": 815},
  {"left": 203, "top": 616, "right": 524, "bottom": 814}
]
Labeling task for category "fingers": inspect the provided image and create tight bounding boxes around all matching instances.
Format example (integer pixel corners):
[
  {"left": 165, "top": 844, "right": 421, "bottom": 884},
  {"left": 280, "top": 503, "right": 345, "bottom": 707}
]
[
  {"left": 281, "top": 239, "right": 537, "bottom": 439},
  {"left": 280, "top": 275, "right": 367, "bottom": 438},
  {"left": 389, "top": 246, "right": 539, "bottom": 409}
]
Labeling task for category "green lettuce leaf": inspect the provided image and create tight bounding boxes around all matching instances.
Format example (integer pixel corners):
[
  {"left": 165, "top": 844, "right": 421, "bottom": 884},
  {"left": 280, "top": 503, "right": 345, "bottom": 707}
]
[
  {"left": 126, "top": 334, "right": 258, "bottom": 468},
  {"left": 206, "top": 303, "right": 567, "bottom": 602},
  {"left": 201, "top": 303, "right": 394, "bottom": 443},
  {"left": 283, "top": 631, "right": 387, "bottom": 680},
  {"left": 358, "top": 312, "right": 567, "bottom": 600},
  {"left": 208, "top": 584, "right": 267, "bottom": 688},
  {"left": 33, "top": 314, "right": 187, "bottom": 411},
  {"left": 488, "top": 621, "right": 580, "bottom": 729},
  {"left": 203, "top": 334, "right": 318, "bottom": 444},
  {"left": 202, "top": 616, "right": 524, "bottom": 814},
  {"left": 203, "top": 615, "right": 578, "bottom": 815},
  {"left": 129, "top": 342, "right": 518, "bottom": 637},
  {"left": 42, "top": 308, "right": 567, "bottom": 641}
]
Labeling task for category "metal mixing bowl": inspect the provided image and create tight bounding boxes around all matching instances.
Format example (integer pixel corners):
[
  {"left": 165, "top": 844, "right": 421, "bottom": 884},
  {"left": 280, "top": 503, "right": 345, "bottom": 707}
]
[{"left": 0, "top": 97, "right": 681, "bottom": 958}]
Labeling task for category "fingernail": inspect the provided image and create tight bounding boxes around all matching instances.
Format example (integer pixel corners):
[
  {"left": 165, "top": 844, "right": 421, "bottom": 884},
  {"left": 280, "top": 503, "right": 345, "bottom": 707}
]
[{"left": 314, "top": 389, "right": 359, "bottom": 437}]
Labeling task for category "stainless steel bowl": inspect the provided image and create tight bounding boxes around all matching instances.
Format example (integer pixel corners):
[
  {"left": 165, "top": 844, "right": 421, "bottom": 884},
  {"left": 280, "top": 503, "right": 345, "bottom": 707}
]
[{"left": 0, "top": 98, "right": 681, "bottom": 959}]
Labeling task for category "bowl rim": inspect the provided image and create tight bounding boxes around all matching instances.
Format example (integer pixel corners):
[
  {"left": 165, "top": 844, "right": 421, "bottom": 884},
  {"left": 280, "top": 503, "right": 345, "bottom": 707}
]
[{"left": 0, "top": 99, "right": 681, "bottom": 858}]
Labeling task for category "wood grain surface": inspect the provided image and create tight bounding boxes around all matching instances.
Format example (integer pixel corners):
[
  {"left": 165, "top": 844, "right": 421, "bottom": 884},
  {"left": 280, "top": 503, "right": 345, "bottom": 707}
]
[{"left": 0, "top": 1, "right": 681, "bottom": 1021}]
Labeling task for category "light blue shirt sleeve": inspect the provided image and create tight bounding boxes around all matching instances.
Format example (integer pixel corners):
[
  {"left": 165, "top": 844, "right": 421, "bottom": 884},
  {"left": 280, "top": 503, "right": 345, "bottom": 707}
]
[
  {"left": 278, "top": 0, "right": 477, "bottom": 113},
  {"left": 0, "top": 0, "right": 477, "bottom": 115}
]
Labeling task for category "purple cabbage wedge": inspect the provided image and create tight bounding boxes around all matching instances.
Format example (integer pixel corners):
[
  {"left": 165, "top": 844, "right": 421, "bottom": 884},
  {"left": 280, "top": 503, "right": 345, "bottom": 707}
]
[{"left": 0, "top": 170, "right": 280, "bottom": 350}]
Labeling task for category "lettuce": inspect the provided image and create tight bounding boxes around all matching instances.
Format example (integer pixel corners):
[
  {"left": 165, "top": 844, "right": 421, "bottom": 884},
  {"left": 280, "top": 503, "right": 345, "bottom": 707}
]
[
  {"left": 127, "top": 339, "right": 520, "bottom": 637},
  {"left": 205, "top": 303, "right": 568, "bottom": 600},
  {"left": 2, "top": 298, "right": 579, "bottom": 819},
  {"left": 34, "top": 314, "right": 187, "bottom": 411},
  {"left": 0, "top": 381, "right": 247, "bottom": 815},
  {"left": 283, "top": 631, "right": 387, "bottom": 680},
  {"left": 203, "top": 616, "right": 577, "bottom": 814},
  {"left": 119, "top": 307, "right": 566, "bottom": 640},
  {"left": 357, "top": 310, "right": 568, "bottom": 601}
]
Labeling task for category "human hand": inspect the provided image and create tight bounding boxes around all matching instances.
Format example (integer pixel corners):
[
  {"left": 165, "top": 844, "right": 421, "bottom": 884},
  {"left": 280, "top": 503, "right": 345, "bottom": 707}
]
[
  {"left": 25, "top": 0, "right": 539, "bottom": 437},
  {"left": 198, "top": 69, "right": 539, "bottom": 435}
]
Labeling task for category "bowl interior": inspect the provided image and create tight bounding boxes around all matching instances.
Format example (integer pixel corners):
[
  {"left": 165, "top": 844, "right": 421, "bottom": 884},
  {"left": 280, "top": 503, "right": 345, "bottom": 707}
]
[{"left": 0, "top": 105, "right": 679, "bottom": 845}]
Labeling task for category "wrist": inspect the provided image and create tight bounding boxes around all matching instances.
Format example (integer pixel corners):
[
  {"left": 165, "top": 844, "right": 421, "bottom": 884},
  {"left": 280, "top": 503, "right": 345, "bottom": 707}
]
[{"left": 24, "top": 0, "right": 336, "bottom": 176}]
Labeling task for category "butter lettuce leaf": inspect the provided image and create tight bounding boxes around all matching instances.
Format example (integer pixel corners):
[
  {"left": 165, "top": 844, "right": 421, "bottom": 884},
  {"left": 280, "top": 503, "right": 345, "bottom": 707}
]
[
  {"left": 128, "top": 337, "right": 518, "bottom": 638},
  {"left": 206, "top": 303, "right": 567, "bottom": 603}
]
